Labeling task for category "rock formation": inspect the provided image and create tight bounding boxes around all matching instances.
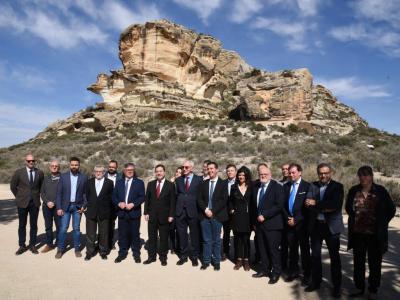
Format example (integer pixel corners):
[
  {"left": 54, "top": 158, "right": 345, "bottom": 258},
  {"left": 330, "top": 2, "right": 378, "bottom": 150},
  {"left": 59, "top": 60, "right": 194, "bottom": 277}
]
[{"left": 36, "top": 19, "right": 367, "bottom": 139}]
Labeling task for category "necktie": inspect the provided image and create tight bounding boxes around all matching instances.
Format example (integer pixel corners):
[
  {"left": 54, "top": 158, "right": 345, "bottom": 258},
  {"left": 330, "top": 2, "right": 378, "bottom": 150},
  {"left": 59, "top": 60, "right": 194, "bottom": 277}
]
[
  {"left": 288, "top": 182, "right": 297, "bottom": 215},
  {"left": 320, "top": 184, "right": 327, "bottom": 201},
  {"left": 29, "top": 169, "right": 33, "bottom": 186},
  {"left": 125, "top": 179, "right": 130, "bottom": 204},
  {"left": 156, "top": 180, "right": 161, "bottom": 199},
  {"left": 185, "top": 177, "right": 190, "bottom": 192},
  {"left": 257, "top": 184, "right": 266, "bottom": 214},
  {"left": 208, "top": 180, "right": 215, "bottom": 209}
]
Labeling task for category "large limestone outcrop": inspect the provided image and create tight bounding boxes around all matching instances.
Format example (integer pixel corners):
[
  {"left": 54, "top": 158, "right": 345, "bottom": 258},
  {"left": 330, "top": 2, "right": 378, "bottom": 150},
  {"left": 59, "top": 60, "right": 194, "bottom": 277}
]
[{"left": 36, "top": 19, "right": 367, "bottom": 139}]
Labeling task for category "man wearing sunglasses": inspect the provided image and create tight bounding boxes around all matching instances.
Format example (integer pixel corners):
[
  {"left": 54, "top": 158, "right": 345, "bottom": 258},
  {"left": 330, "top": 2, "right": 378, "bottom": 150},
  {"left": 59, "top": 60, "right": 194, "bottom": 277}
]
[{"left": 10, "top": 154, "right": 44, "bottom": 255}]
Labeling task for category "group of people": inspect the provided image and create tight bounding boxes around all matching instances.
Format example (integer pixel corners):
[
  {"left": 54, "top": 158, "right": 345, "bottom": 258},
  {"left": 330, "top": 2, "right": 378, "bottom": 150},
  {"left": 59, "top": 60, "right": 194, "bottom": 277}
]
[{"left": 10, "top": 154, "right": 396, "bottom": 299}]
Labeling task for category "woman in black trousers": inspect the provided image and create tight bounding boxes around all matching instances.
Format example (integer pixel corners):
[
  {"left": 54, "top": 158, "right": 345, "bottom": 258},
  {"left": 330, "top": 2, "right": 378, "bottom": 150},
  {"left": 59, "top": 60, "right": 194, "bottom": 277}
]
[
  {"left": 345, "top": 166, "right": 396, "bottom": 298},
  {"left": 229, "top": 166, "right": 252, "bottom": 271}
]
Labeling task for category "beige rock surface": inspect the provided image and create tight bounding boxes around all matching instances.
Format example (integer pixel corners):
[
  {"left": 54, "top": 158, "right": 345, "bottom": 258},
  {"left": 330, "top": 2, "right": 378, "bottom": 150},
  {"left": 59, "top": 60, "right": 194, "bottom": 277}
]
[{"left": 1, "top": 184, "right": 399, "bottom": 300}]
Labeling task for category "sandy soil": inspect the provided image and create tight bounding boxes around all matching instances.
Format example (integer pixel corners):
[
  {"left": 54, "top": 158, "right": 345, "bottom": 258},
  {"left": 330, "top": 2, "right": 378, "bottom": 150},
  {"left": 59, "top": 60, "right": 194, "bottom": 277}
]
[{"left": 0, "top": 184, "right": 399, "bottom": 300}]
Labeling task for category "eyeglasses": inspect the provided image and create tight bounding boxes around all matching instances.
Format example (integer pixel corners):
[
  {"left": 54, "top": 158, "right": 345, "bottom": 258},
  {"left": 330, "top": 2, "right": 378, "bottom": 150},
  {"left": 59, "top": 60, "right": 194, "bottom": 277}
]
[
  {"left": 50, "top": 165, "right": 59, "bottom": 168},
  {"left": 26, "top": 160, "right": 35, "bottom": 163},
  {"left": 183, "top": 166, "right": 191, "bottom": 169},
  {"left": 125, "top": 169, "right": 134, "bottom": 172}
]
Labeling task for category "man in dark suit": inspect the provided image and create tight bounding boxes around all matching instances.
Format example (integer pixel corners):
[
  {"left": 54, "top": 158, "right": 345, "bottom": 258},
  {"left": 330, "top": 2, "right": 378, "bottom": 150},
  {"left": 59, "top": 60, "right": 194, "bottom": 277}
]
[
  {"left": 105, "top": 159, "right": 123, "bottom": 251},
  {"left": 84, "top": 165, "right": 114, "bottom": 261},
  {"left": 10, "top": 154, "right": 44, "bottom": 255},
  {"left": 143, "top": 164, "right": 176, "bottom": 266},
  {"left": 222, "top": 164, "right": 236, "bottom": 261},
  {"left": 55, "top": 157, "right": 88, "bottom": 259},
  {"left": 197, "top": 161, "right": 228, "bottom": 271},
  {"left": 282, "top": 163, "right": 312, "bottom": 285},
  {"left": 113, "top": 162, "right": 145, "bottom": 263},
  {"left": 175, "top": 160, "right": 203, "bottom": 266},
  {"left": 304, "top": 163, "right": 344, "bottom": 298},
  {"left": 250, "top": 164, "right": 284, "bottom": 284}
]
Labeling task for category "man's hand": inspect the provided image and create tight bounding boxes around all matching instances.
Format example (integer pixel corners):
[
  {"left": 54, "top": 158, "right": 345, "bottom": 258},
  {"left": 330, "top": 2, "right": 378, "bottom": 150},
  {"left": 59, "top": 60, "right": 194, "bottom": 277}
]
[
  {"left": 288, "top": 217, "right": 295, "bottom": 227},
  {"left": 78, "top": 207, "right": 85, "bottom": 214},
  {"left": 257, "top": 215, "right": 265, "bottom": 223},
  {"left": 305, "top": 199, "right": 316, "bottom": 207},
  {"left": 118, "top": 202, "right": 126, "bottom": 209},
  {"left": 230, "top": 210, "right": 235, "bottom": 214},
  {"left": 126, "top": 203, "right": 134, "bottom": 210},
  {"left": 168, "top": 217, "right": 174, "bottom": 223},
  {"left": 205, "top": 208, "right": 213, "bottom": 218},
  {"left": 57, "top": 209, "right": 64, "bottom": 216},
  {"left": 144, "top": 214, "right": 149, "bottom": 222},
  {"left": 47, "top": 201, "right": 55, "bottom": 209}
]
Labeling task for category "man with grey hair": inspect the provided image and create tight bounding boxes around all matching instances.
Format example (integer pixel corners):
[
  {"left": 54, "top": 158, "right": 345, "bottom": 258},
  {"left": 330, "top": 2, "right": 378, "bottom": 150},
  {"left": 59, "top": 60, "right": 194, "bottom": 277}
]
[
  {"left": 84, "top": 165, "right": 114, "bottom": 260},
  {"left": 40, "top": 159, "right": 61, "bottom": 253}
]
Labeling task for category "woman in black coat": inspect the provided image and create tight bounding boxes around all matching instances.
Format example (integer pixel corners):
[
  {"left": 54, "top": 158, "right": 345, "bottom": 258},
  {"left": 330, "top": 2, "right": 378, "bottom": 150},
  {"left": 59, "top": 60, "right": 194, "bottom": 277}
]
[
  {"left": 229, "top": 166, "right": 253, "bottom": 271},
  {"left": 345, "top": 166, "right": 396, "bottom": 297}
]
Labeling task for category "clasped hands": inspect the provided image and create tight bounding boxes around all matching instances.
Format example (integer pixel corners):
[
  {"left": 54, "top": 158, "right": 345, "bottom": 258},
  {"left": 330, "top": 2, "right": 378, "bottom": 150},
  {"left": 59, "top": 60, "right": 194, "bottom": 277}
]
[
  {"left": 205, "top": 208, "right": 213, "bottom": 218},
  {"left": 305, "top": 198, "right": 316, "bottom": 207},
  {"left": 118, "top": 202, "right": 134, "bottom": 210}
]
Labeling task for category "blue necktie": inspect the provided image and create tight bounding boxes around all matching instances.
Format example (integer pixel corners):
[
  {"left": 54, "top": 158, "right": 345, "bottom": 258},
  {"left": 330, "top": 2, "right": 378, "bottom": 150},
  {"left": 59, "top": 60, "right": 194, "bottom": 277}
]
[
  {"left": 208, "top": 180, "right": 215, "bottom": 209},
  {"left": 288, "top": 182, "right": 297, "bottom": 215},
  {"left": 258, "top": 184, "right": 266, "bottom": 215}
]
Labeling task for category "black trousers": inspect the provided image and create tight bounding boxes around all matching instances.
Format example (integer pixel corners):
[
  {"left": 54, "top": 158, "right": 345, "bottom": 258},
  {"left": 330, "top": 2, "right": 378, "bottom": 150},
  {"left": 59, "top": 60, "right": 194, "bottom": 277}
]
[
  {"left": 86, "top": 217, "right": 109, "bottom": 255},
  {"left": 286, "top": 225, "right": 311, "bottom": 277},
  {"left": 352, "top": 233, "right": 383, "bottom": 293},
  {"left": 169, "top": 219, "right": 179, "bottom": 251},
  {"left": 310, "top": 222, "right": 342, "bottom": 288},
  {"left": 148, "top": 219, "right": 169, "bottom": 260},
  {"left": 17, "top": 200, "right": 39, "bottom": 247},
  {"left": 42, "top": 204, "right": 60, "bottom": 246},
  {"left": 176, "top": 209, "right": 200, "bottom": 260},
  {"left": 256, "top": 226, "right": 282, "bottom": 276},
  {"left": 222, "top": 218, "right": 232, "bottom": 255},
  {"left": 108, "top": 213, "right": 117, "bottom": 249},
  {"left": 234, "top": 232, "right": 250, "bottom": 259},
  {"left": 118, "top": 214, "right": 141, "bottom": 258}
]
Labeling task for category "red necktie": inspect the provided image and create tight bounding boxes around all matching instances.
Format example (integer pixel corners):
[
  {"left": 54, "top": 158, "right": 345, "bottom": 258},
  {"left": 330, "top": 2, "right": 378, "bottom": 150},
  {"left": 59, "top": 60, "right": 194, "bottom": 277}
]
[
  {"left": 156, "top": 180, "right": 161, "bottom": 199},
  {"left": 185, "top": 177, "right": 190, "bottom": 192}
]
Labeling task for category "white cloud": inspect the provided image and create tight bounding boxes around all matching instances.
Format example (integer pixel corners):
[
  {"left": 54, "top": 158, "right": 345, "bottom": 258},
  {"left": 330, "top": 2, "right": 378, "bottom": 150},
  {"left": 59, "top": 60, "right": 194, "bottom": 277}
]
[
  {"left": 252, "top": 17, "right": 311, "bottom": 51},
  {"left": 316, "top": 76, "right": 391, "bottom": 100},
  {"left": 230, "top": 0, "right": 263, "bottom": 23},
  {"left": 173, "top": 0, "right": 223, "bottom": 23},
  {"left": 352, "top": 0, "right": 400, "bottom": 28},
  {"left": 296, "top": 0, "right": 320, "bottom": 16}
]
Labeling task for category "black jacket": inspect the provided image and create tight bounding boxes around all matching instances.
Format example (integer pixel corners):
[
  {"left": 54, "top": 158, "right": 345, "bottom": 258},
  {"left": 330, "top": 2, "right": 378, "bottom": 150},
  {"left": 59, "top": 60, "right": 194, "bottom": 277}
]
[
  {"left": 175, "top": 174, "right": 203, "bottom": 218},
  {"left": 85, "top": 177, "right": 114, "bottom": 220},
  {"left": 229, "top": 184, "right": 252, "bottom": 233},
  {"left": 197, "top": 177, "right": 228, "bottom": 223},
  {"left": 144, "top": 179, "right": 176, "bottom": 224},
  {"left": 345, "top": 183, "right": 396, "bottom": 254}
]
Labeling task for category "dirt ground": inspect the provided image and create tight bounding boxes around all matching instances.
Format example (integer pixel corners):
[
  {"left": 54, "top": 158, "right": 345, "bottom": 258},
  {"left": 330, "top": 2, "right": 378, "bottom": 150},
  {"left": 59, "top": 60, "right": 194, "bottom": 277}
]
[{"left": 0, "top": 184, "right": 399, "bottom": 300}]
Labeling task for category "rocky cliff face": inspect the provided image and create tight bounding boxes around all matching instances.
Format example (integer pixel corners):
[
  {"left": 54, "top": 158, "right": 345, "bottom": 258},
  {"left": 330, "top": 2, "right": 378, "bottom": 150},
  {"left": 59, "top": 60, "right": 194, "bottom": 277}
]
[{"left": 36, "top": 19, "right": 367, "bottom": 139}]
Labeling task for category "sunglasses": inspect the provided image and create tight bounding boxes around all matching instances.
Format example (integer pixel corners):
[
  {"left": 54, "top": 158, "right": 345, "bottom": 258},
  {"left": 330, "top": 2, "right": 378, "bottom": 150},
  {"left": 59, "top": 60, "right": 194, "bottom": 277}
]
[{"left": 26, "top": 160, "right": 36, "bottom": 163}]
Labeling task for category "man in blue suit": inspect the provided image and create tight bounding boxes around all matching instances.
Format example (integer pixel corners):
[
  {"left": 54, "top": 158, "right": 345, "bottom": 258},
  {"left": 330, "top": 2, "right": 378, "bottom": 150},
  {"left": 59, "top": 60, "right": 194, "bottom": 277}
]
[
  {"left": 113, "top": 162, "right": 145, "bottom": 263},
  {"left": 175, "top": 160, "right": 203, "bottom": 266},
  {"left": 55, "top": 157, "right": 88, "bottom": 259}
]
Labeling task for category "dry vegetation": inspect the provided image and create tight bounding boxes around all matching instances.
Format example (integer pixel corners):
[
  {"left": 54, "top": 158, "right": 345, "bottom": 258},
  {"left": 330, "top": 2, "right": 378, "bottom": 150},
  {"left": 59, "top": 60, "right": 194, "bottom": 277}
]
[{"left": 1, "top": 118, "right": 399, "bottom": 205}]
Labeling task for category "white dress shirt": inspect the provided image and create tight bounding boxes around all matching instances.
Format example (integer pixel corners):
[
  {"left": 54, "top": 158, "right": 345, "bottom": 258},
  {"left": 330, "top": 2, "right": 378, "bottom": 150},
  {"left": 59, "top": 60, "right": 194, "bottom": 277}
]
[
  {"left": 156, "top": 178, "right": 165, "bottom": 194},
  {"left": 26, "top": 167, "right": 35, "bottom": 181},
  {"left": 95, "top": 177, "right": 104, "bottom": 197},
  {"left": 257, "top": 180, "right": 270, "bottom": 206},
  {"left": 125, "top": 178, "right": 133, "bottom": 204}
]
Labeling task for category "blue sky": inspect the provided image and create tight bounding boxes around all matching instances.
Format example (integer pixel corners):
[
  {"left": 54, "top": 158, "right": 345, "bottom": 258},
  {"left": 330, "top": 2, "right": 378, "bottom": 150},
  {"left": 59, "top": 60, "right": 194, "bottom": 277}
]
[{"left": 0, "top": 0, "right": 399, "bottom": 147}]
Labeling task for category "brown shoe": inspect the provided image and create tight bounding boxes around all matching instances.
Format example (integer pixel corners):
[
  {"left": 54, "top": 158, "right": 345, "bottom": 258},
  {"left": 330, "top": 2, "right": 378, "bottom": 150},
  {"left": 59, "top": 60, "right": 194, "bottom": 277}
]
[
  {"left": 243, "top": 259, "right": 250, "bottom": 271},
  {"left": 55, "top": 250, "right": 63, "bottom": 259},
  {"left": 233, "top": 259, "right": 243, "bottom": 270},
  {"left": 75, "top": 250, "right": 82, "bottom": 258},
  {"left": 41, "top": 245, "right": 55, "bottom": 253}
]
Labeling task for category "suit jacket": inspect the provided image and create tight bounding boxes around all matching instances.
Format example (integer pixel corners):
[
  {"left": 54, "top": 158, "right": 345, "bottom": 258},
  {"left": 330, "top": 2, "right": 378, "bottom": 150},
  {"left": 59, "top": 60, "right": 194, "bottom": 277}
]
[
  {"left": 56, "top": 171, "right": 88, "bottom": 211},
  {"left": 250, "top": 179, "right": 285, "bottom": 231},
  {"left": 197, "top": 177, "right": 228, "bottom": 223},
  {"left": 84, "top": 177, "right": 114, "bottom": 220},
  {"left": 283, "top": 179, "right": 311, "bottom": 229},
  {"left": 307, "top": 180, "right": 344, "bottom": 235},
  {"left": 144, "top": 179, "right": 176, "bottom": 224},
  {"left": 346, "top": 183, "right": 396, "bottom": 254},
  {"left": 10, "top": 167, "right": 44, "bottom": 208},
  {"left": 112, "top": 177, "right": 145, "bottom": 219},
  {"left": 229, "top": 183, "right": 252, "bottom": 233},
  {"left": 175, "top": 174, "right": 203, "bottom": 218}
]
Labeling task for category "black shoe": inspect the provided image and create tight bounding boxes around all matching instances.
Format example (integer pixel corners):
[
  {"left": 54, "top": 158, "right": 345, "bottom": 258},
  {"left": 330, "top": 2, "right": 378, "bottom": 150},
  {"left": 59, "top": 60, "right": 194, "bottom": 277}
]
[
  {"left": 304, "top": 285, "right": 320, "bottom": 292},
  {"left": 284, "top": 273, "right": 299, "bottom": 282},
  {"left": 221, "top": 253, "right": 227, "bottom": 261},
  {"left": 213, "top": 264, "right": 220, "bottom": 271},
  {"left": 349, "top": 289, "right": 364, "bottom": 297},
  {"left": 143, "top": 258, "right": 156, "bottom": 265},
  {"left": 114, "top": 256, "right": 126, "bottom": 263},
  {"left": 268, "top": 275, "right": 280, "bottom": 284},
  {"left": 200, "top": 263, "right": 210, "bottom": 270},
  {"left": 252, "top": 272, "right": 267, "bottom": 278},
  {"left": 84, "top": 254, "right": 92, "bottom": 261},
  {"left": 134, "top": 256, "right": 141, "bottom": 263},
  {"left": 29, "top": 245, "right": 39, "bottom": 254},
  {"left": 15, "top": 246, "right": 27, "bottom": 255},
  {"left": 332, "top": 288, "right": 341, "bottom": 298},
  {"left": 55, "top": 250, "right": 63, "bottom": 259},
  {"left": 161, "top": 260, "right": 167, "bottom": 266},
  {"left": 176, "top": 258, "right": 188, "bottom": 265},
  {"left": 191, "top": 258, "right": 199, "bottom": 267},
  {"left": 301, "top": 276, "right": 311, "bottom": 287},
  {"left": 101, "top": 254, "right": 107, "bottom": 260}
]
